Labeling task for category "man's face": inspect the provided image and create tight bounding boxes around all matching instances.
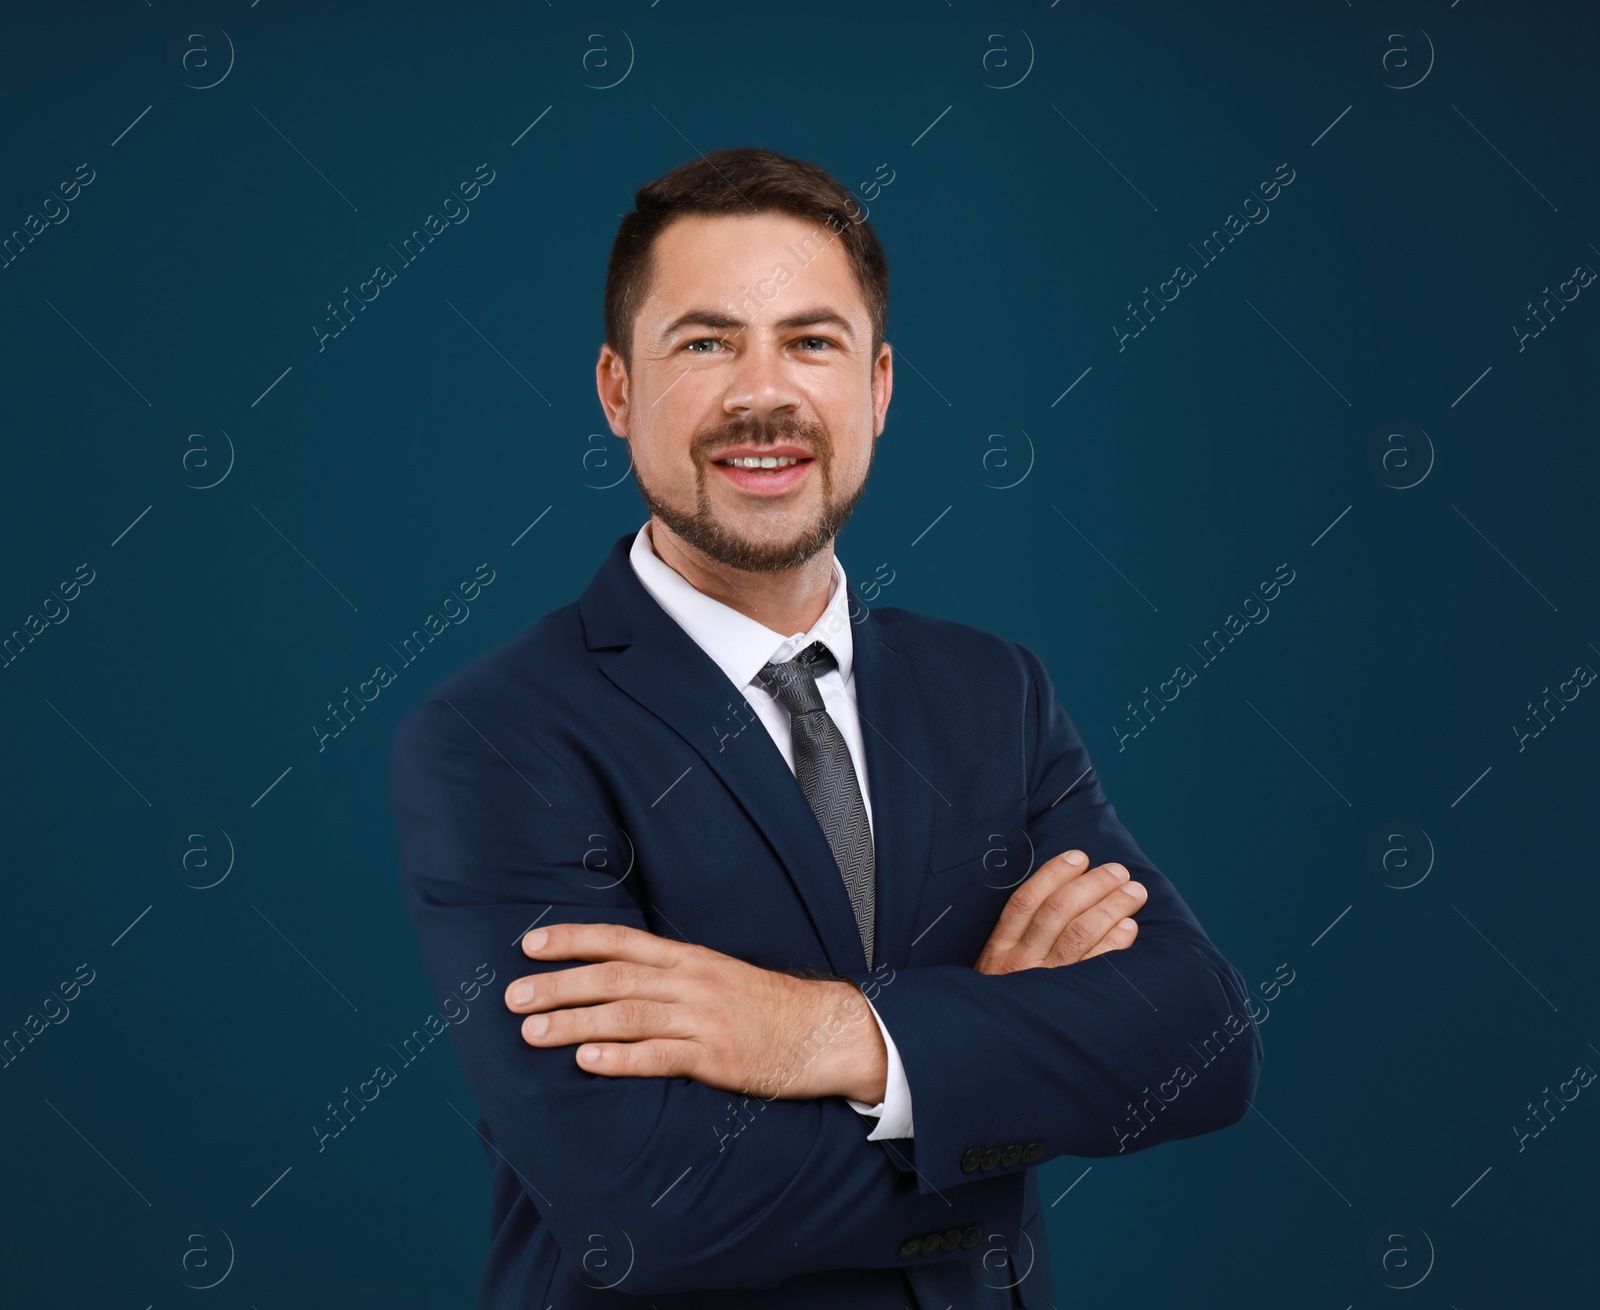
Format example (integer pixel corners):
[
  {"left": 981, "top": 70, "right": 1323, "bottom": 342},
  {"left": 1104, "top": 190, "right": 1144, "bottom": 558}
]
[{"left": 596, "top": 211, "right": 892, "bottom": 573}]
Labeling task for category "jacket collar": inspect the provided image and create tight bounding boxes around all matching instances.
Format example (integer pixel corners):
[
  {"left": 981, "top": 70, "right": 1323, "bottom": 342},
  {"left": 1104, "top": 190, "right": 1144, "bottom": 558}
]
[{"left": 579, "top": 531, "right": 938, "bottom": 975}]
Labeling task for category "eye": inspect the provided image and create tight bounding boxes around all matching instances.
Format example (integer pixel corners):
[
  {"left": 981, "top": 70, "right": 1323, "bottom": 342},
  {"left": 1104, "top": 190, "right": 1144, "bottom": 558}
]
[
  {"left": 795, "top": 336, "right": 833, "bottom": 351},
  {"left": 684, "top": 337, "right": 726, "bottom": 354}
]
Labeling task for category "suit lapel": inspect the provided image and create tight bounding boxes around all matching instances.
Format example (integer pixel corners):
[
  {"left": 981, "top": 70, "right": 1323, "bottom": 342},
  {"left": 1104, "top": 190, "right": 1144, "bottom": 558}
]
[
  {"left": 848, "top": 599, "right": 941, "bottom": 969},
  {"left": 579, "top": 533, "right": 944, "bottom": 974}
]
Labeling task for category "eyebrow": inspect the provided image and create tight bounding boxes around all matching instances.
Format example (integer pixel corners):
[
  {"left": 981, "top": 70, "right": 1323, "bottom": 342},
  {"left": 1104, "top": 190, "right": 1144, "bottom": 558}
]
[{"left": 658, "top": 307, "right": 857, "bottom": 345}]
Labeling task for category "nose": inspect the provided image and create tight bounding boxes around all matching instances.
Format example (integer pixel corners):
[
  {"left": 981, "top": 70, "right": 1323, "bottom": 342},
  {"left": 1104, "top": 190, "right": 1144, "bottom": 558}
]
[{"left": 722, "top": 335, "right": 802, "bottom": 424}]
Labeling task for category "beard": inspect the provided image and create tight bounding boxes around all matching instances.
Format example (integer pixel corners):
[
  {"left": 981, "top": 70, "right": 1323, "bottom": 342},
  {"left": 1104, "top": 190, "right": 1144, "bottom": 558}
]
[{"left": 633, "top": 412, "right": 872, "bottom": 573}]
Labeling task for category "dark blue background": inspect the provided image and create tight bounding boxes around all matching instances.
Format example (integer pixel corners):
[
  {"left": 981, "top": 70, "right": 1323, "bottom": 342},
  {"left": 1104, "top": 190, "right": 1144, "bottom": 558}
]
[{"left": 3, "top": 1, "right": 1595, "bottom": 1305}]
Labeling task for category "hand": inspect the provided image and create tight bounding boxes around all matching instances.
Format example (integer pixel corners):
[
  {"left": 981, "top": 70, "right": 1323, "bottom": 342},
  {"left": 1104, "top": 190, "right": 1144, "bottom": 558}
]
[
  {"left": 974, "top": 850, "right": 1146, "bottom": 975},
  {"left": 504, "top": 923, "right": 888, "bottom": 1103}
]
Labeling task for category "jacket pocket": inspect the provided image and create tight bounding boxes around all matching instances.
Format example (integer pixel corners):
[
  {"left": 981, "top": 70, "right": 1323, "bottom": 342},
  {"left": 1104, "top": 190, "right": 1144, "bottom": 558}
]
[{"left": 929, "top": 806, "right": 1033, "bottom": 886}]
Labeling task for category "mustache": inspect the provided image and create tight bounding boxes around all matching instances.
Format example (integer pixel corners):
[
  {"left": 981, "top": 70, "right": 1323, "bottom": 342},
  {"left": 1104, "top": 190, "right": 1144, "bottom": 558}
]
[{"left": 692, "top": 415, "right": 831, "bottom": 462}]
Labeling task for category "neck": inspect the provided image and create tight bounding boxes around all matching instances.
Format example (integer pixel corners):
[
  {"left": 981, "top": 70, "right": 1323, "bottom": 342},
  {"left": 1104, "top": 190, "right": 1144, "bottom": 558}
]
[{"left": 647, "top": 518, "right": 835, "bottom": 636}]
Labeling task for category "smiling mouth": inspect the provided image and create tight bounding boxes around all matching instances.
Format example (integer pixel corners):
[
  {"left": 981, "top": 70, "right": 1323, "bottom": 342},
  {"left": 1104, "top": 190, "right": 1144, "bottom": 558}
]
[{"left": 713, "top": 455, "right": 812, "bottom": 472}]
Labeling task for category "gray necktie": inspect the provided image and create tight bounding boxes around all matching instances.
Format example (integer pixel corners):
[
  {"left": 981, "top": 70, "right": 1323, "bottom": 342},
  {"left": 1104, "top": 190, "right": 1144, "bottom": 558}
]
[
  {"left": 755, "top": 640, "right": 876, "bottom": 969},
  {"left": 758, "top": 642, "right": 907, "bottom": 1307}
]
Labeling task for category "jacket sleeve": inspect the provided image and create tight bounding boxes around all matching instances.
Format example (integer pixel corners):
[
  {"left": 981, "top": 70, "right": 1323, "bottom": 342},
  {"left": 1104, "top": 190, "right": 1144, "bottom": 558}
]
[
  {"left": 389, "top": 693, "right": 1024, "bottom": 1296},
  {"left": 851, "top": 641, "right": 1263, "bottom": 1195}
]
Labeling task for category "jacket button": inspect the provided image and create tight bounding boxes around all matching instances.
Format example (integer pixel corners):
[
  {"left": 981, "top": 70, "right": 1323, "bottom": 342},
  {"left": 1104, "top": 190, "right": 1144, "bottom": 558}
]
[
  {"left": 960, "top": 1225, "right": 981, "bottom": 1249},
  {"left": 960, "top": 1147, "right": 982, "bottom": 1173},
  {"left": 1000, "top": 1144, "right": 1023, "bottom": 1166},
  {"left": 899, "top": 1238, "right": 921, "bottom": 1259},
  {"left": 979, "top": 1147, "right": 1001, "bottom": 1171},
  {"left": 940, "top": 1228, "right": 962, "bottom": 1253},
  {"left": 919, "top": 1233, "right": 942, "bottom": 1255},
  {"left": 1021, "top": 1141, "right": 1044, "bottom": 1164}
]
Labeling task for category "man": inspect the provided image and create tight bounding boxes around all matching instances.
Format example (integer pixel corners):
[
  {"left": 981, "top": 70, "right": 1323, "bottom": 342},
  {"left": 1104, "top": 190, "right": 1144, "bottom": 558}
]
[{"left": 391, "top": 146, "right": 1261, "bottom": 1309}]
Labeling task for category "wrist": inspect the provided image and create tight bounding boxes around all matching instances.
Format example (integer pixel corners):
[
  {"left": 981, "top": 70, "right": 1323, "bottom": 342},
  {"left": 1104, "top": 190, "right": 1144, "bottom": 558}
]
[{"left": 797, "top": 979, "right": 886, "bottom": 1102}]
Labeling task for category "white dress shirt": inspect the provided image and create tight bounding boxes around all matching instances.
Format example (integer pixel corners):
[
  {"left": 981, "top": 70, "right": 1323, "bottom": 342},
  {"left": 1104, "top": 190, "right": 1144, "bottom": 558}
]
[{"left": 629, "top": 521, "right": 914, "bottom": 1139}]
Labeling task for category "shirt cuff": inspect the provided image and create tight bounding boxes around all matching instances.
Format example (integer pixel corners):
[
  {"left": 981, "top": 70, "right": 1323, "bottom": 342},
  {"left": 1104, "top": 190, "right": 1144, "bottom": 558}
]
[{"left": 845, "top": 994, "right": 914, "bottom": 1139}]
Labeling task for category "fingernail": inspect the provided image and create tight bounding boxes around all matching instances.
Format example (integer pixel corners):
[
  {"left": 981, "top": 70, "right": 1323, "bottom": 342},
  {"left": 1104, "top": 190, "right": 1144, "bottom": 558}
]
[
  {"left": 1065, "top": 850, "right": 1088, "bottom": 866},
  {"left": 525, "top": 1014, "right": 549, "bottom": 1037},
  {"left": 508, "top": 982, "right": 534, "bottom": 1005},
  {"left": 524, "top": 929, "right": 548, "bottom": 952},
  {"left": 1120, "top": 918, "right": 1137, "bottom": 930},
  {"left": 1127, "top": 881, "right": 1145, "bottom": 896},
  {"left": 1112, "top": 864, "right": 1129, "bottom": 880}
]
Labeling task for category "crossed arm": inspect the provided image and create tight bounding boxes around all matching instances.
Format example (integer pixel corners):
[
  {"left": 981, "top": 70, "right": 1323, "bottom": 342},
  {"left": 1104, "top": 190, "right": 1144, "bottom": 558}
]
[{"left": 500, "top": 849, "right": 1152, "bottom": 1106}]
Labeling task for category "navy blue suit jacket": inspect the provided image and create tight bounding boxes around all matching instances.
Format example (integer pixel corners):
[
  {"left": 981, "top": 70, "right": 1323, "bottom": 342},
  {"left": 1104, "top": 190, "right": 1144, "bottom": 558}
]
[{"left": 390, "top": 531, "right": 1262, "bottom": 1309}]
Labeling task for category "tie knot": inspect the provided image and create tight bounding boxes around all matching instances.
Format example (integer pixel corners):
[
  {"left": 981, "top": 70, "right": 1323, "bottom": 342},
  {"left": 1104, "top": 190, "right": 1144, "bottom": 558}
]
[{"left": 756, "top": 640, "right": 835, "bottom": 716}]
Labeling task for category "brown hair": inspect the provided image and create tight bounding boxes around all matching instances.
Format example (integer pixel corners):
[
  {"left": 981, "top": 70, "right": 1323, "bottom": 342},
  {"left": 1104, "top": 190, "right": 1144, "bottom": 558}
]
[{"left": 603, "top": 147, "right": 889, "bottom": 372}]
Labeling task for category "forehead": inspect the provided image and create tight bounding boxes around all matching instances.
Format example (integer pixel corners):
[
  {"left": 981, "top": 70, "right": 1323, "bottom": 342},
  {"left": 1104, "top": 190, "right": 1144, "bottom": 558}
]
[{"left": 641, "top": 211, "right": 867, "bottom": 323}]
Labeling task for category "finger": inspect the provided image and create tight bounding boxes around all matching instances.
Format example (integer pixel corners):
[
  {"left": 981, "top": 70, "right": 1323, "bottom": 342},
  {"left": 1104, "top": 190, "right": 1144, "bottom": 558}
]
[
  {"left": 522, "top": 921, "right": 682, "bottom": 969},
  {"left": 1012, "top": 862, "right": 1132, "bottom": 961},
  {"left": 505, "top": 957, "right": 675, "bottom": 1013},
  {"left": 572, "top": 1038, "right": 694, "bottom": 1080},
  {"left": 518, "top": 996, "right": 680, "bottom": 1048},
  {"left": 982, "top": 850, "right": 1092, "bottom": 954},
  {"left": 1039, "top": 880, "right": 1147, "bottom": 966},
  {"left": 1078, "top": 916, "right": 1139, "bottom": 961}
]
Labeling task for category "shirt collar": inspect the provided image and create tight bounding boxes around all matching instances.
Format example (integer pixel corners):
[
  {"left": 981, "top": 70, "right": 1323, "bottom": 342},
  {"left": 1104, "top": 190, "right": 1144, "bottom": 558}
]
[{"left": 628, "top": 520, "right": 855, "bottom": 692}]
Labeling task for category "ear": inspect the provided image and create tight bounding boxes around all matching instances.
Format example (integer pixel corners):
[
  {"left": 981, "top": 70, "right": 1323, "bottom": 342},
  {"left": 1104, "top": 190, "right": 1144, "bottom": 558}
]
[
  {"left": 870, "top": 341, "right": 893, "bottom": 438},
  {"left": 596, "top": 343, "right": 631, "bottom": 438}
]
